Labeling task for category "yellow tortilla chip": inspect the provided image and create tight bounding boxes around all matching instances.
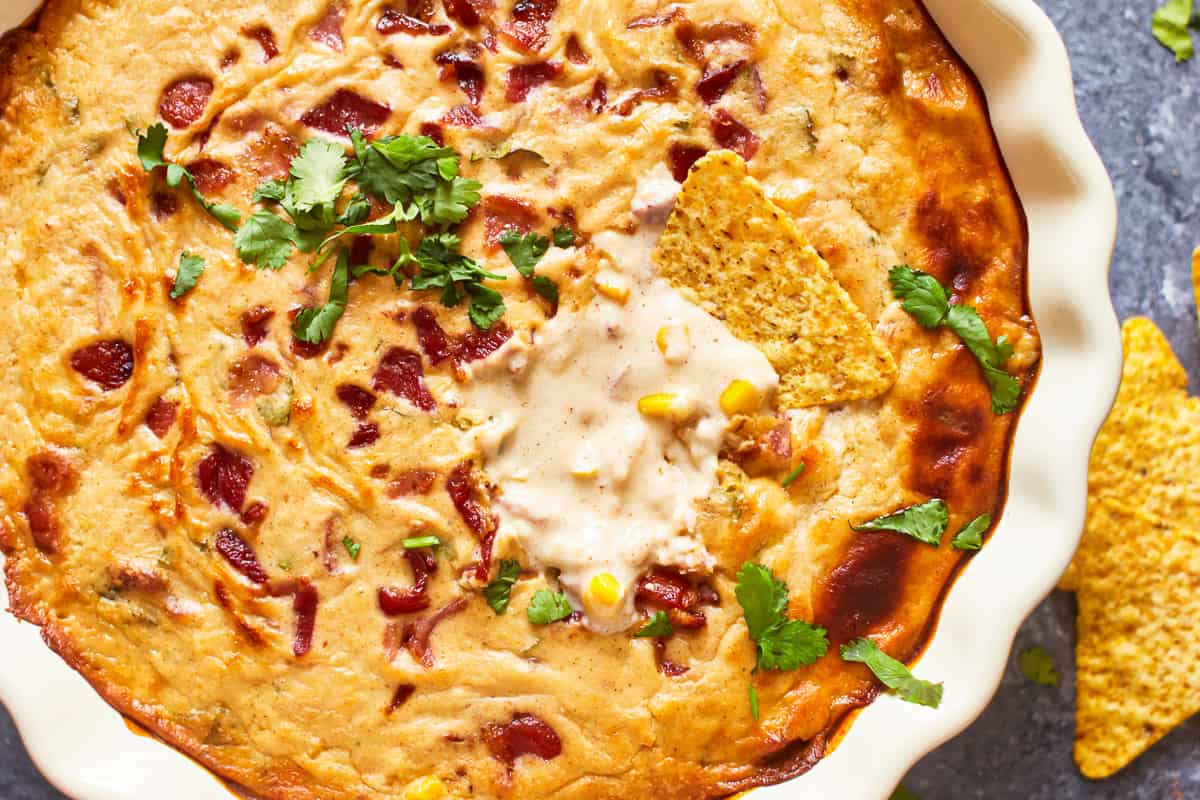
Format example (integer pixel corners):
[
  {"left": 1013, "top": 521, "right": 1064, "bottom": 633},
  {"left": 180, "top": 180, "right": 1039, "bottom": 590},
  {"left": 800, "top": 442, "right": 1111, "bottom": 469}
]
[
  {"left": 1073, "top": 497, "right": 1200, "bottom": 779},
  {"left": 653, "top": 151, "right": 897, "bottom": 409}
]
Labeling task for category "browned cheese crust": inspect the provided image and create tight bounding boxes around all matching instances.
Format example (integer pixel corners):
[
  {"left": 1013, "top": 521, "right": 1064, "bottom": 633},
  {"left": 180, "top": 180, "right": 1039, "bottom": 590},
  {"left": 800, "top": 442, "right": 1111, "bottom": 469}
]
[{"left": 0, "top": 0, "right": 1038, "bottom": 798}]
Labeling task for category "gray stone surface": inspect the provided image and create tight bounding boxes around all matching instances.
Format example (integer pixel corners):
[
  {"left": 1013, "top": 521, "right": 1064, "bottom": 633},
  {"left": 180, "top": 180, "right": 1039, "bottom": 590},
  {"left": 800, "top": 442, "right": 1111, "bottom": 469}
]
[{"left": 1, "top": 1, "right": 1198, "bottom": 798}]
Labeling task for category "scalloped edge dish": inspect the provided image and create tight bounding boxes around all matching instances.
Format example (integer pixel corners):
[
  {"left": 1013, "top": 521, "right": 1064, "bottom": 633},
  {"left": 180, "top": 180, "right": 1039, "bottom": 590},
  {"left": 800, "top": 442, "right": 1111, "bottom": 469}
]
[{"left": 0, "top": 0, "right": 1120, "bottom": 797}]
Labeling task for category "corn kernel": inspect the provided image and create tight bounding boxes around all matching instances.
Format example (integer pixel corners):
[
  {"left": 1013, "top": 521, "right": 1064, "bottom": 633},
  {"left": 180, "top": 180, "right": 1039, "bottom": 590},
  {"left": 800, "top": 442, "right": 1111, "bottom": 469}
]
[
  {"left": 571, "top": 465, "right": 599, "bottom": 479},
  {"left": 656, "top": 323, "right": 690, "bottom": 364},
  {"left": 637, "top": 392, "right": 695, "bottom": 422},
  {"left": 402, "top": 775, "right": 447, "bottom": 800},
  {"left": 720, "top": 380, "right": 761, "bottom": 417},
  {"left": 594, "top": 271, "right": 630, "bottom": 304},
  {"left": 588, "top": 573, "right": 623, "bottom": 606}
]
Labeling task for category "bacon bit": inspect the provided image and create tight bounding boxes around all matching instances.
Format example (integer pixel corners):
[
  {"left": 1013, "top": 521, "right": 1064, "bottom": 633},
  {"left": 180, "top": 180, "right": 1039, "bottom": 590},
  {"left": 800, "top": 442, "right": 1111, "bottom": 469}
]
[
  {"left": 419, "top": 122, "right": 445, "bottom": 145},
  {"left": 292, "top": 580, "right": 319, "bottom": 656},
  {"left": 240, "top": 305, "right": 275, "bottom": 347},
  {"left": 27, "top": 450, "right": 78, "bottom": 494},
  {"left": 215, "top": 528, "right": 270, "bottom": 585},
  {"left": 410, "top": 307, "right": 451, "bottom": 364},
  {"left": 292, "top": 337, "right": 327, "bottom": 359},
  {"left": 613, "top": 70, "right": 678, "bottom": 116},
  {"left": 667, "top": 142, "right": 708, "bottom": 183},
  {"left": 159, "top": 77, "right": 213, "bottom": 128},
  {"left": 71, "top": 340, "right": 134, "bottom": 391},
  {"left": 373, "top": 347, "right": 436, "bottom": 411},
  {"left": 336, "top": 384, "right": 377, "bottom": 420},
  {"left": 500, "top": 0, "right": 557, "bottom": 52},
  {"left": 241, "top": 501, "right": 268, "bottom": 527},
  {"left": 186, "top": 159, "right": 235, "bottom": 194},
  {"left": 667, "top": 606, "right": 707, "bottom": 629},
  {"left": 696, "top": 581, "right": 721, "bottom": 606},
  {"left": 23, "top": 494, "right": 59, "bottom": 553},
  {"left": 387, "top": 469, "right": 438, "bottom": 497},
  {"left": 434, "top": 50, "right": 486, "bottom": 107},
  {"left": 564, "top": 34, "right": 589, "bottom": 64},
  {"left": 402, "top": 596, "right": 467, "bottom": 667},
  {"left": 627, "top": 7, "right": 682, "bottom": 28},
  {"left": 243, "top": 128, "right": 300, "bottom": 181},
  {"left": 675, "top": 19, "right": 756, "bottom": 62},
  {"left": 696, "top": 59, "right": 746, "bottom": 105},
  {"left": 505, "top": 61, "right": 562, "bottom": 103},
  {"left": 746, "top": 62, "right": 768, "bottom": 112},
  {"left": 636, "top": 569, "right": 698, "bottom": 610},
  {"left": 377, "top": 6, "right": 452, "bottom": 36},
  {"left": 321, "top": 518, "right": 340, "bottom": 573},
  {"left": 586, "top": 78, "right": 607, "bottom": 114},
  {"left": 378, "top": 549, "right": 438, "bottom": 615},
  {"left": 145, "top": 397, "right": 178, "bottom": 438},
  {"left": 446, "top": 462, "right": 497, "bottom": 581},
  {"left": 370, "top": 464, "right": 391, "bottom": 479},
  {"left": 765, "top": 419, "right": 793, "bottom": 460},
  {"left": 441, "top": 104, "right": 483, "bottom": 128},
  {"left": 242, "top": 25, "right": 279, "bottom": 61},
  {"left": 456, "top": 322, "right": 512, "bottom": 364},
  {"left": 444, "top": 0, "right": 483, "bottom": 26},
  {"left": 110, "top": 563, "right": 168, "bottom": 593},
  {"left": 197, "top": 444, "right": 254, "bottom": 512},
  {"left": 228, "top": 354, "right": 282, "bottom": 400},
  {"left": 387, "top": 684, "right": 417, "bottom": 713},
  {"left": 151, "top": 191, "right": 178, "bottom": 220},
  {"left": 220, "top": 50, "right": 240, "bottom": 71},
  {"left": 653, "top": 639, "right": 690, "bottom": 676},
  {"left": 301, "top": 89, "right": 391, "bottom": 136},
  {"left": 482, "top": 195, "right": 539, "bottom": 250},
  {"left": 308, "top": 4, "right": 345, "bottom": 51},
  {"left": 349, "top": 422, "right": 381, "bottom": 449},
  {"left": 484, "top": 714, "right": 563, "bottom": 767},
  {"left": 384, "top": 54, "right": 405, "bottom": 69},
  {"left": 710, "top": 108, "right": 760, "bottom": 161}
]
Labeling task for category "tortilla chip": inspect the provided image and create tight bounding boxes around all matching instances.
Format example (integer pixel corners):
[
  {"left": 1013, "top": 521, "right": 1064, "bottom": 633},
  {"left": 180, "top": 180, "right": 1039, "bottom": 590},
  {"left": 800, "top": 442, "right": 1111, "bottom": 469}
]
[
  {"left": 1073, "top": 497, "right": 1200, "bottom": 778},
  {"left": 653, "top": 150, "right": 897, "bottom": 409}
]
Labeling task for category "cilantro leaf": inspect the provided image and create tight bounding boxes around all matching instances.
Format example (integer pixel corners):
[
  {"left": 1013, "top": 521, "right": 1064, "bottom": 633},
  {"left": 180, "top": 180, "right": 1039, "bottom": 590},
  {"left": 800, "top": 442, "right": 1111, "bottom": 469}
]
[
  {"left": 852, "top": 499, "right": 949, "bottom": 546},
  {"left": 840, "top": 637, "right": 943, "bottom": 708},
  {"left": 293, "top": 249, "right": 349, "bottom": 344},
  {"left": 136, "top": 123, "right": 241, "bottom": 231},
  {"left": 634, "top": 611, "right": 674, "bottom": 638},
  {"left": 552, "top": 225, "right": 576, "bottom": 248},
  {"left": 780, "top": 462, "right": 806, "bottom": 488},
  {"left": 202, "top": 201, "right": 243, "bottom": 231},
  {"left": 402, "top": 535, "right": 441, "bottom": 549},
  {"left": 402, "top": 233, "right": 507, "bottom": 329},
  {"left": 169, "top": 252, "right": 204, "bottom": 299},
  {"left": 485, "top": 560, "right": 522, "bottom": 615},
  {"left": 748, "top": 684, "right": 760, "bottom": 721},
  {"left": 253, "top": 179, "right": 288, "bottom": 204},
  {"left": 468, "top": 283, "right": 507, "bottom": 330},
  {"left": 137, "top": 122, "right": 169, "bottom": 171},
  {"left": 735, "top": 562, "right": 829, "bottom": 672},
  {"left": 342, "top": 536, "right": 361, "bottom": 560},
  {"left": 288, "top": 139, "right": 349, "bottom": 211},
  {"left": 527, "top": 588, "right": 573, "bottom": 625},
  {"left": 951, "top": 513, "right": 992, "bottom": 551},
  {"left": 531, "top": 275, "right": 559, "bottom": 305},
  {"left": 1153, "top": 0, "right": 1195, "bottom": 61},
  {"left": 499, "top": 229, "right": 550, "bottom": 277},
  {"left": 338, "top": 192, "right": 371, "bottom": 226},
  {"left": 889, "top": 265, "right": 1021, "bottom": 414},
  {"left": 1018, "top": 645, "right": 1059, "bottom": 686},
  {"left": 235, "top": 210, "right": 297, "bottom": 270},
  {"left": 418, "top": 174, "right": 482, "bottom": 226}
]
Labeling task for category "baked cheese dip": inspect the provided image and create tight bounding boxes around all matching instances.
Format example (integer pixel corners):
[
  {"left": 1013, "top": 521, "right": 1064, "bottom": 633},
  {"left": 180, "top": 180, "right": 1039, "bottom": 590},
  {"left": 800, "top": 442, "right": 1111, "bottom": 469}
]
[{"left": 0, "top": 0, "right": 1039, "bottom": 797}]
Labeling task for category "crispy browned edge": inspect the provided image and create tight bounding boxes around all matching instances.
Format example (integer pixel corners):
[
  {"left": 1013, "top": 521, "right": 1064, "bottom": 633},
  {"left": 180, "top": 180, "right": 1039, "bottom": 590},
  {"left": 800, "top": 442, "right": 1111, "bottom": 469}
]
[{"left": 0, "top": 0, "right": 1037, "bottom": 797}]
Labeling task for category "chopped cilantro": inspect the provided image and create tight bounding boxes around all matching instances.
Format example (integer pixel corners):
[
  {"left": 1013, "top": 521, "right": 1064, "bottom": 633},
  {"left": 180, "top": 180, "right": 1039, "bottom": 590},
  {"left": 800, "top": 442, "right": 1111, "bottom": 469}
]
[
  {"left": 1153, "top": 0, "right": 1195, "bottom": 61},
  {"left": 780, "top": 462, "right": 806, "bottom": 488},
  {"left": 136, "top": 122, "right": 169, "bottom": 171},
  {"left": 342, "top": 536, "right": 361, "bottom": 560},
  {"left": 402, "top": 535, "right": 440, "bottom": 549},
  {"left": 1018, "top": 646, "right": 1059, "bottom": 686},
  {"left": 403, "top": 234, "right": 508, "bottom": 329},
  {"left": 527, "top": 588, "right": 573, "bottom": 625},
  {"left": 852, "top": 499, "right": 949, "bottom": 546},
  {"left": 734, "top": 562, "right": 829, "bottom": 672},
  {"left": 634, "top": 611, "right": 674, "bottom": 638},
  {"left": 748, "top": 683, "right": 760, "bottom": 721},
  {"left": 889, "top": 265, "right": 1021, "bottom": 414},
  {"left": 840, "top": 637, "right": 943, "bottom": 708},
  {"left": 348, "top": 127, "right": 481, "bottom": 225},
  {"left": 552, "top": 225, "right": 576, "bottom": 248},
  {"left": 292, "top": 249, "right": 349, "bottom": 344},
  {"left": 499, "top": 229, "right": 550, "bottom": 277},
  {"left": 136, "top": 122, "right": 242, "bottom": 231},
  {"left": 485, "top": 559, "right": 522, "bottom": 615},
  {"left": 288, "top": 138, "right": 349, "bottom": 213},
  {"left": 531, "top": 275, "right": 559, "bottom": 304},
  {"left": 169, "top": 252, "right": 204, "bottom": 299},
  {"left": 951, "top": 513, "right": 992, "bottom": 551},
  {"left": 235, "top": 210, "right": 297, "bottom": 270}
]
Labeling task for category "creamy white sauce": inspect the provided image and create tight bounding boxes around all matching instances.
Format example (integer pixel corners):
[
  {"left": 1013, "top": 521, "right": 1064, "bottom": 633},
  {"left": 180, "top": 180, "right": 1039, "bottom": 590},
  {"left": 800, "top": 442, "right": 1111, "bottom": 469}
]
[{"left": 459, "top": 218, "right": 777, "bottom": 633}]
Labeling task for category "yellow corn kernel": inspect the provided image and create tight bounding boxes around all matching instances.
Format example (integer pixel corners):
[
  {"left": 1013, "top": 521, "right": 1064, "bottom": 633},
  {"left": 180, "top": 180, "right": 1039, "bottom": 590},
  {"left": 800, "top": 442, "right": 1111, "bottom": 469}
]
[
  {"left": 720, "top": 380, "right": 761, "bottom": 417},
  {"left": 588, "top": 573, "right": 622, "bottom": 606},
  {"left": 655, "top": 323, "right": 690, "bottom": 364},
  {"left": 571, "top": 465, "right": 599, "bottom": 479},
  {"left": 637, "top": 392, "right": 694, "bottom": 422},
  {"left": 594, "top": 272, "right": 630, "bottom": 304},
  {"left": 402, "top": 776, "right": 447, "bottom": 800}
]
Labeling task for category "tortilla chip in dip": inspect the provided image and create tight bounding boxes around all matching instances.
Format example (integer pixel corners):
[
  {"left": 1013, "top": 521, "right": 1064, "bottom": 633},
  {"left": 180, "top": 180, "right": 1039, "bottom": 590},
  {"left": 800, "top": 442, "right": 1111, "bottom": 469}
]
[{"left": 652, "top": 151, "right": 897, "bottom": 409}]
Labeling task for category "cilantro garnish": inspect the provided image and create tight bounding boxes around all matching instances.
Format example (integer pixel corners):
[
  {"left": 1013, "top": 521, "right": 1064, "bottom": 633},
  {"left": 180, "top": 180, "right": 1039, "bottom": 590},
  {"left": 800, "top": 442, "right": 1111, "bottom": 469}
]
[
  {"left": 748, "top": 683, "right": 760, "bottom": 721},
  {"left": 402, "top": 535, "right": 440, "bottom": 549},
  {"left": 485, "top": 559, "right": 522, "bottom": 615},
  {"left": 400, "top": 233, "right": 509, "bottom": 329},
  {"left": 348, "top": 127, "right": 481, "bottom": 225},
  {"left": 527, "top": 589, "right": 574, "bottom": 625},
  {"left": 169, "top": 252, "right": 204, "bottom": 299},
  {"left": 235, "top": 210, "right": 299, "bottom": 270},
  {"left": 852, "top": 499, "right": 949, "bottom": 546},
  {"left": 734, "top": 563, "right": 829, "bottom": 672},
  {"left": 634, "top": 611, "right": 674, "bottom": 638},
  {"left": 552, "top": 225, "right": 576, "bottom": 248},
  {"left": 840, "top": 637, "right": 943, "bottom": 708},
  {"left": 1153, "top": 0, "right": 1196, "bottom": 61},
  {"left": 136, "top": 122, "right": 241, "bottom": 231},
  {"left": 500, "top": 228, "right": 559, "bottom": 305},
  {"left": 951, "top": 513, "right": 992, "bottom": 551},
  {"left": 1018, "top": 646, "right": 1059, "bottom": 686},
  {"left": 780, "top": 462, "right": 806, "bottom": 488},
  {"left": 293, "top": 249, "right": 349, "bottom": 344},
  {"left": 342, "top": 536, "right": 361, "bottom": 560},
  {"left": 888, "top": 265, "right": 1022, "bottom": 414}
]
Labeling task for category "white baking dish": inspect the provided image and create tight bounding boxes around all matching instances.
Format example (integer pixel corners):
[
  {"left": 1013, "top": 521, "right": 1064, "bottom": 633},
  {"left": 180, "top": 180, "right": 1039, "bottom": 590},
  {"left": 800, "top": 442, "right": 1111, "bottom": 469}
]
[{"left": 0, "top": 0, "right": 1120, "bottom": 797}]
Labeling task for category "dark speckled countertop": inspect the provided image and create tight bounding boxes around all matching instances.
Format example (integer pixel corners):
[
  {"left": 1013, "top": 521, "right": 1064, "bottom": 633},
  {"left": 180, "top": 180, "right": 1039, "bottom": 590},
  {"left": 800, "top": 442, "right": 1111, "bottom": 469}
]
[{"left": 2, "top": 1, "right": 1198, "bottom": 798}]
